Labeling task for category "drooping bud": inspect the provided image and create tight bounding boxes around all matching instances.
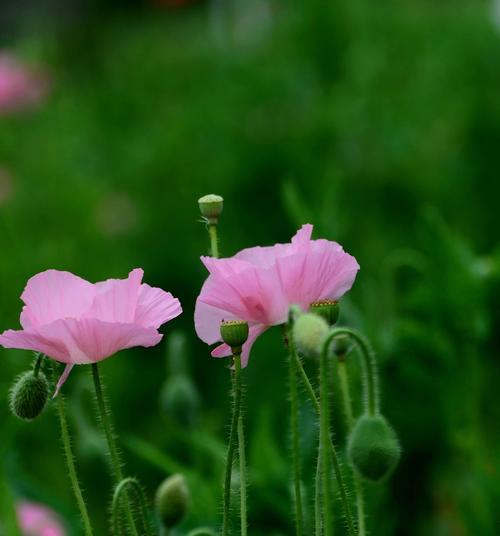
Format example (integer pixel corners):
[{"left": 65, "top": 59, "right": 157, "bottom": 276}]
[
  {"left": 220, "top": 320, "right": 249, "bottom": 354},
  {"left": 198, "top": 194, "right": 224, "bottom": 224},
  {"left": 310, "top": 300, "right": 339, "bottom": 326},
  {"left": 332, "top": 335, "right": 351, "bottom": 361},
  {"left": 9, "top": 370, "right": 49, "bottom": 421},
  {"left": 187, "top": 529, "right": 218, "bottom": 536},
  {"left": 347, "top": 414, "right": 401, "bottom": 483},
  {"left": 155, "top": 474, "right": 190, "bottom": 530},
  {"left": 293, "top": 313, "right": 330, "bottom": 358},
  {"left": 160, "top": 374, "right": 200, "bottom": 427}
]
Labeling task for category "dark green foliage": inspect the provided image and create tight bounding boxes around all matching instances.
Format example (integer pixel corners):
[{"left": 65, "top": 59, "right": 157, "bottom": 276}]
[
  {"left": 347, "top": 414, "right": 401, "bottom": 483},
  {"left": 9, "top": 371, "right": 49, "bottom": 421}
]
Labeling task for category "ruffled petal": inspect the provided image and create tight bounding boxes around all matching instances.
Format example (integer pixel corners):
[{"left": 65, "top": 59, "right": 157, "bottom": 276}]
[
  {"left": 135, "top": 283, "right": 182, "bottom": 329},
  {"left": 210, "top": 324, "right": 267, "bottom": 367},
  {"left": 86, "top": 268, "right": 143, "bottom": 323},
  {"left": 0, "top": 328, "right": 69, "bottom": 362},
  {"left": 20, "top": 270, "right": 94, "bottom": 328}
]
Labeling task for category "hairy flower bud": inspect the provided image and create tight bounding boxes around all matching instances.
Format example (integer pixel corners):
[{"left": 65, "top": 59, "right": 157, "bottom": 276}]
[
  {"left": 155, "top": 474, "right": 190, "bottom": 529},
  {"left": 220, "top": 320, "right": 249, "bottom": 354},
  {"left": 347, "top": 414, "right": 401, "bottom": 483},
  {"left": 198, "top": 194, "right": 223, "bottom": 224},
  {"left": 293, "top": 313, "right": 330, "bottom": 358},
  {"left": 9, "top": 371, "right": 49, "bottom": 421},
  {"left": 310, "top": 300, "right": 339, "bottom": 326}
]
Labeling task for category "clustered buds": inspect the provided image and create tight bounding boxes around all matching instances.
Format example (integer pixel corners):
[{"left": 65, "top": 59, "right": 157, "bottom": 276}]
[
  {"left": 198, "top": 194, "right": 224, "bottom": 224},
  {"left": 9, "top": 370, "right": 49, "bottom": 421},
  {"left": 347, "top": 414, "right": 401, "bottom": 483},
  {"left": 220, "top": 320, "right": 249, "bottom": 354},
  {"left": 155, "top": 473, "right": 190, "bottom": 530},
  {"left": 310, "top": 300, "right": 339, "bottom": 326},
  {"left": 293, "top": 313, "right": 330, "bottom": 358}
]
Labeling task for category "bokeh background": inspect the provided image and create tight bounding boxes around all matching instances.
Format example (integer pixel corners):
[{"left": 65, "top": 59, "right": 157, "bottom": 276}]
[{"left": 1, "top": 0, "right": 499, "bottom": 534}]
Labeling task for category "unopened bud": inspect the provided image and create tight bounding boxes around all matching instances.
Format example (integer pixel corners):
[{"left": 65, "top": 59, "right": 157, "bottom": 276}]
[
  {"left": 9, "top": 371, "right": 49, "bottom": 421},
  {"left": 220, "top": 320, "right": 249, "bottom": 354},
  {"left": 198, "top": 194, "right": 223, "bottom": 224},
  {"left": 310, "top": 300, "right": 339, "bottom": 326},
  {"left": 155, "top": 474, "right": 190, "bottom": 529},
  {"left": 293, "top": 313, "right": 330, "bottom": 358},
  {"left": 347, "top": 414, "right": 401, "bottom": 483},
  {"left": 160, "top": 374, "right": 200, "bottom": 427}
]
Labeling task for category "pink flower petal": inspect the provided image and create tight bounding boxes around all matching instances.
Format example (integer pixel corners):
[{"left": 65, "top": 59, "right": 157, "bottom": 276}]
[
  {"left": 54, "top": 364, "right": 74, "bottom": 397},
  {"left": 20, "top": 270, "right": 94, "bottom": 328},
  {"left": 0, "top": 328, "right": 69, "bottom": 362},
  {"left": 135, "top": 283, "right": 182, "bottom": 328}
]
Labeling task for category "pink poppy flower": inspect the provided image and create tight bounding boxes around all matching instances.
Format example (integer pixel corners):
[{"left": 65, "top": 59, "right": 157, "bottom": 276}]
[
  {"left": 194, "top": 224, "right": 359, "bottom": 366},
  {"left": 0, "top": 269, "right": 182, "bottom": 393},
  {"left": 16, "top": 501, "right": 65, "bottom": 536},
  {"left": 0, "top": 53, "right": 50, "bottom": 115}
]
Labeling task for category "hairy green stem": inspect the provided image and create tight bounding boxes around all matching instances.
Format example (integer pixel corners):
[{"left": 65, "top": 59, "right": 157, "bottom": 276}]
[
  {"left": 319, "top": 347, "right": 333, "bottom": 536},
  {"left": 91, "top": 363, "right": 137, "bottom": 536},
  {"left": 293, "top": 353, "right": 356, "bottom": 535},
  {"left": 208, "top": 224, "right": 219, "bottom": 258},
  {"left": 222, "top": 353, "right": 243, "bottom": 536},
  {"left": 337, "top": 361, "right": 365, "bottom": 536},
  {"left": 284, "top": 324, "right": 304, "bottom": 535},
  {"left": 49, "top": 362, "right": 93, "bottom": 535},
  {"left": 324, "top": 328, "right": 378, "bottom": 416},
  {"left": 112, "top": 477, "right": 153, "bottom": 536},
  {"left": 33, "top": 353, "right": 42, "bottom": 377},
  {"left": 315, "top": 449, "right": 322, "bottom": 536},
  {"left": 237, "top": 361, "right": 248, "bottom": 536}
]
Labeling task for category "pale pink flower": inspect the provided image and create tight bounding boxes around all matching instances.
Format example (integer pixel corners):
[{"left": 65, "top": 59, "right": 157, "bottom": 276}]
[
  {"left": 17, "top": 501, "right": 65, "bottom": 536},
  {"left": 194, "top": 224, "right": 359, "bottom": 366},
  {"left": 0, "top": 53, "right": 50, "bottom": 115},
  {"left": 0, "top": 269, "right": 182, "bottom": 392}
]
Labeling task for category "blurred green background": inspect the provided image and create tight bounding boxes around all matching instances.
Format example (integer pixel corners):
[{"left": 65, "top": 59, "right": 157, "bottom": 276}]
[{"left": 1, "top": 0, "right": 499, "bottom": 534}]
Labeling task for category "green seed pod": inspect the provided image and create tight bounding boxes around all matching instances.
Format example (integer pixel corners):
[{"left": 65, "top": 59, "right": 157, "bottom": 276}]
[
  {"left": 9, "top": 370, "right": 49, "bottom": 421},
  {"left": 310, "top": 300, "right": 340, "bottom": 326},
  {"left": 220, "top": 320, "right": 249, "bottom": 354},
  {"left": 293, "top": 313, "right": 330, "bottom": 358},
  {"left": 155, "top": 474, "right": 190, "bottom": 529},
  {"left": 160, "top": 374, "right": 200, "bottom": 427},
  {"left": 347, "top": 414, "right": 401, "bottom": 483},
  {"left": 198, "top": 194, "right": 224, "bottom": 224}
]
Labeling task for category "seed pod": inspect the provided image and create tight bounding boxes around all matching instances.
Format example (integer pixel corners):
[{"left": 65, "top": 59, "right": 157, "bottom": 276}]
[
  {"left": 9, "top": 370, "right": 49, "bottom": 421},
  {"left": 310, "top": 300, "right": 340, "bottom": 326},
  {"left": 198, "top": 194, "right": 223, "bottom": 224},
  {"left": 220, "top": 320, "right": 249, "bottom": 354},
  {"left": 347, "top": 414, "right": 401, "bottom": 483}
]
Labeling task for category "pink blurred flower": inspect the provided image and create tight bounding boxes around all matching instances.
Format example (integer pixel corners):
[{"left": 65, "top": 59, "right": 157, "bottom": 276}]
[
  {"left": 194, "top": 224, "right": 359, "bottom": 366},
  {"left": 0, "top": 269, "right": 182, "bottom": 393},
  {"left": 17, "top": 501, "right": 65, "bottom": 536},
  {"left": 0, "top": 53, "right": 50, "bottom": 115}
]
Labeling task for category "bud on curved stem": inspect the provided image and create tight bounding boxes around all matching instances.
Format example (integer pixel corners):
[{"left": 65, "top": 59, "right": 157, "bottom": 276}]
[
  {"left": 9, "top": 370, "right": 48, "bottom": 421},
  {"left": 113, "top": 477, "right": 154, "bottom": 536}
]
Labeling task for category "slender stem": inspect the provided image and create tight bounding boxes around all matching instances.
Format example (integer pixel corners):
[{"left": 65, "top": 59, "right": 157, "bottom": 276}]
[
  {"left": 33, "top": 353, "right": 42, "bottom": 377},
  {"left": 294, "top": 353, "right": 356, "bottom": 536},
  {"left": 324, "top": 328, "right": 378, "bottom": 416},
  {"left": 208, "top": 224, "right": 219, "bottom": 258},
  {"left": 222, "top": 353, "right": 243, "bottom": 536},
  {"left": 284, "top": 324, "right": 304, "bottom": 535},
  {"left": 112, "top": 478, "right": 153, "bottom": 536},
  {"left": 337, "top": 361, "right": 365, "bottom": 536},
  {"left": 319, "top": 347, "right": 333, "bottom": 536},
  {"left": 237, "top": 359, "right": 247, "bottom": 536},
  {"left": 91, "top": 363, "right": 137, "bottom": 536},
  {"left": 315, "top": 449, "right": 322, "bottom": 536},
  {"left": 49, "top": 362, "right": 93, "bottom": 536}
]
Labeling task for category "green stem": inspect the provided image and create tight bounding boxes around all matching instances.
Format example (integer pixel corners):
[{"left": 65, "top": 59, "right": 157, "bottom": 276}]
[
  {"left": 112, "top": 478, "right": 153, "bottom": 536},
  {"left": 222, "top": 353, "right": 243, "bottom": 536},
  {"left": 337, "top": 361, "right": 365, "bottom": 536},
  {"left": 91, "top": 363, "right": 137, "bottom": 536},
  {"left": 208, "top": 224, "right": 219, "bottom": 258},
  {"left": 315, "top": 449, "right": 322, "bottom": 536},
  {"left": 294, "top": 353, "right": 356, "bottom": 536},
  {"left": 319, "top": 346, "right": 333, "bottom": 536},
  {"left": 33, "top": 353, "right": 42, "bottom": 377},
  {"left": 324, "top": 328, "right": 378, "bottom": 416},
  {"left": 284, "top": 324, "right": 304, "bottom": 535},
  {"left": 49, "top": 363, "right": 93, "bottom": 536},
  {"left": 237, "top": 374, "right": 247, "bottom": 536}
]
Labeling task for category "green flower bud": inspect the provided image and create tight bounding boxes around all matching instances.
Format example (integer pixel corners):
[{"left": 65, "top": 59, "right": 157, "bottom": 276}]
[
  {"left": 310, "top": 300, "right": 340, "bottom": 326},
  {"left": 198, "top": 194, "right": 224, "bottom": 224},
  {"left": 220, "top": 320, "right": 249, "bottom": 354},
  {"left": 155, "top": 474, "right": 190, "bottom": 529},
  {"left": 293, "top": 313, "right": 330, "bottom": 358},
  {"left": 332, "top": 335, "right": 351, "bottom": 360},
  {"left": 9, "top": 370, "right": 49, "bottom": 421},
  {"left": 347, "top": 414, "right": 401, "bottom": 483},
  {"left": 160, "top": 374, "right": 200, "bottom": 427}
]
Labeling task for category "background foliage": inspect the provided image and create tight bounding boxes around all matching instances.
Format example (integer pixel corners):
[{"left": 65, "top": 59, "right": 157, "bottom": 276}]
[{"left": 0, "top": 0, "right": 499, "bottom": 534}]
